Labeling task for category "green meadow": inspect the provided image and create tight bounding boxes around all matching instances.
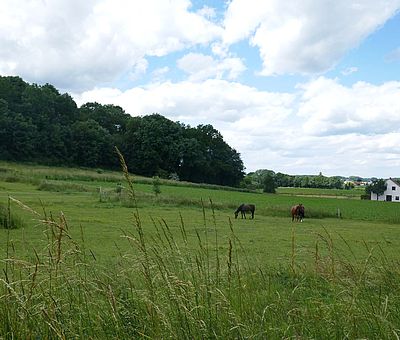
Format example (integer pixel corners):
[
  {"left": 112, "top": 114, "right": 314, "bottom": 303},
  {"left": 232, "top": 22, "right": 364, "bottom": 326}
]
[{"left": 1, "top": 161, "right": 400, "bottom": 338}]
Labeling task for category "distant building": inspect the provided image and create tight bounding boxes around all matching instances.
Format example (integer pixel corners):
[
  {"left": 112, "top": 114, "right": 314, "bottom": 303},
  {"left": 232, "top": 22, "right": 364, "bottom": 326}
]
[
  {"left": 344, "top": 180, "right": 369, "bottom": 187},
  {"left": 370, "top": 178, "right": 400, "bottom": 202}
]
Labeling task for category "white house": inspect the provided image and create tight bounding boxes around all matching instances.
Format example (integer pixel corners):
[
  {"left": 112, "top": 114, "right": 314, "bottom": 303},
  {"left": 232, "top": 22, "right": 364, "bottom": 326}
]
[{"left": 370, "top": 178, "right": 400, "bottom": 202}]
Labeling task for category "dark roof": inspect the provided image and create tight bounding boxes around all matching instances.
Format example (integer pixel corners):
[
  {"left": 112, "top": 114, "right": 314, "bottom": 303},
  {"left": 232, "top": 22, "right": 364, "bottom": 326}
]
[{"left": 389, "top": 178, "right": 400, "bottom": 187}]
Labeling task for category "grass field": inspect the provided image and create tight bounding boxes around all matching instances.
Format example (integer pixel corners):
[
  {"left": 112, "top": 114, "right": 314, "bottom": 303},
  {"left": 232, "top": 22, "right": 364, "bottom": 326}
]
[
  {"left": 1, "top": 161, "right": 400, "bottom": 338},
  {"left": 277, "top": 186, "right": 365, "bottom": 199}
]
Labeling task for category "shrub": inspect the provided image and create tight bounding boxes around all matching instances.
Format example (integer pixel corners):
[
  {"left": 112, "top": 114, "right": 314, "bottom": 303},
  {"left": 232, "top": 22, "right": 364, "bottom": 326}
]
[{"left": 152, "top": 176, "right": 161, "bottom": 196}]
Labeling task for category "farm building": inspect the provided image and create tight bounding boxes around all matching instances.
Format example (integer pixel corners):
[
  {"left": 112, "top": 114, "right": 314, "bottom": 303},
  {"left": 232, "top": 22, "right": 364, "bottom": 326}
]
[{"left": 370, "top": 178, "right": 400, "bottom": 202}]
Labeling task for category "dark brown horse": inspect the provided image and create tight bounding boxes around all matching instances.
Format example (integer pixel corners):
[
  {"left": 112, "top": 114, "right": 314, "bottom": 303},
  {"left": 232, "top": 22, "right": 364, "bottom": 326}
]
[
  {"left": 291, "top": 204, "right": 305, "bottom": 222},
  {"left": 235, "top": 204, "right": 255, "bottom": 219}
]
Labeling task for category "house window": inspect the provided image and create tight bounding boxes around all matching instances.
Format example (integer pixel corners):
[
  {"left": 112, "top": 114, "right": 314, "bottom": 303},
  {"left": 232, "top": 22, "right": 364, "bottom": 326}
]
[
  {"left": 392, "top": 186, "right": 396, "bottom": 190},
  {"left": 396, "top": 196, "right": 399, "bottom": 201}
]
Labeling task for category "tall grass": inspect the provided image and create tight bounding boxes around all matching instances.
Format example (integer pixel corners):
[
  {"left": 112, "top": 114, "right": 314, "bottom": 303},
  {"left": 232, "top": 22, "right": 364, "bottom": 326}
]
[
  {"left": 1, "top": 157, "right": 400, "bottom": 338},
  {"left": 37, "top": 180, "right": 94, "bottom": 193},
  {"left": 0, "top": 198, "right": 25, "bottom": 229},
  {"left": 2, "top": 192, "right": 400, "bottom": 338},
  {"left": 0, "top": 161, "right": 255, "bottom": 193}
]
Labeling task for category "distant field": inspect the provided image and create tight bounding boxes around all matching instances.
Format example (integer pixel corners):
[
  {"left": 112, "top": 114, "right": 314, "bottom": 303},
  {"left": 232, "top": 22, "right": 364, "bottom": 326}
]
[
  {"left": 1, "top": 161, "right": 400, "bottom": 262},
  {"left": 277, "top": 186, "right": 365, "bottom": 198},
  {"left": 2, "top": 161, "right": 400, "bottom": 338}
]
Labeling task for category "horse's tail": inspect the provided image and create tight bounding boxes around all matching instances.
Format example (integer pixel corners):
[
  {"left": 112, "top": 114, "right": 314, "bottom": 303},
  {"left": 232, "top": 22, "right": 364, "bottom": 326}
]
[{"left": 291, "top": 205, "right": 297, "bottom": 221}]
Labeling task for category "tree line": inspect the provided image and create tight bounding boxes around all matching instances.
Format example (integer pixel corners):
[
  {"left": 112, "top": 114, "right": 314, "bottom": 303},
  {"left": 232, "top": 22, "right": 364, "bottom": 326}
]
[
  {"left": 241, "top": 169, "right": 345, "bottom": 192},
  {"left": 0, "top": 76, "right": 244, "bottom": 186}
]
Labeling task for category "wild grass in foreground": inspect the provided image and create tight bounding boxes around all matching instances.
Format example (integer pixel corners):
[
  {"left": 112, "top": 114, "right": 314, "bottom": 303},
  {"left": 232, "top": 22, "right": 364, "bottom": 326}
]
[
  {"left": 1, "top": 153, "right": 400, "bottom": 338},
  {"left": 1, "top": 196, "right": 400, "bottom": 339},
  {"left": 0, "top": 198, "right": 25, "bottom": 229}
]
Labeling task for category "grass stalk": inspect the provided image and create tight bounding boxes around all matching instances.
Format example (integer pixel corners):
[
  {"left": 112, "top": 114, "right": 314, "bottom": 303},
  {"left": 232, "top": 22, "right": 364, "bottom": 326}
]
[{"left": 291, "top": 225, "right": 296, "bottom": 275}]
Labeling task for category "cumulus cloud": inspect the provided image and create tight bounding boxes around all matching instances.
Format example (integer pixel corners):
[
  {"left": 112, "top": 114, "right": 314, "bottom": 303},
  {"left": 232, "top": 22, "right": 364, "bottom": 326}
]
[
  {"left": 73, "top": 76, "right": 400, "bottom": 176},
  {"left": 74, "top": 79, "right": 293, "bottom": 124},
  {"left": 0, "top": 0, "right": 222, "bottom": 90},
  {"left": 177, "top": 53, "right": 246, "bottom": 81},
  {"left": 222, "top": 0, "right": 400, "bottom": 75},
  {"left": 297, "top": 77, "right": 400, "bottom": 136},
  {"left": 151, "top": 67, "right": 170, "bottom": 82},
  {"left": 341, "top": 67, "right": 358, "bottom": 76},
  {"left": 2, "top": 0, "right": 398, "bottom": 92},
  {"left": 73, "top": 79, "right": 300, "bottom": 173},
  {"left": 129, "top": 59, "right": 149, "bottom": 81},
  {"left": 196, "top": 6, "right": 217, "bottom": 19},
  {"left": 2, "top": 0, "right": 399, "bottom": 177}
]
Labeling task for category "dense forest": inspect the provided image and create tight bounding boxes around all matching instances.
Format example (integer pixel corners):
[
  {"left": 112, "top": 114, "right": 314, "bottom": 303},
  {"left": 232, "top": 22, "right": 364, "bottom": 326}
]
[{"left": 0, "top": 76, "right": 244, "bottom": 186}]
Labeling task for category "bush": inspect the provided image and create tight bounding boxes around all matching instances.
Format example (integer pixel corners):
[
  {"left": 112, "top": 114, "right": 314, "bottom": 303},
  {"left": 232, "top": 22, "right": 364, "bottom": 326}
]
[{"left": 152, "top": 176, "right": 161, "bottom": 196}]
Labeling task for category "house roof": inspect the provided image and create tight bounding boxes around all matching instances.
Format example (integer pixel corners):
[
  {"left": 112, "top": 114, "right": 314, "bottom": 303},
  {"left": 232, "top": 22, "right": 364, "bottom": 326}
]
[{"left": 388, "top": 178, "right": 400, "bottom": 187}]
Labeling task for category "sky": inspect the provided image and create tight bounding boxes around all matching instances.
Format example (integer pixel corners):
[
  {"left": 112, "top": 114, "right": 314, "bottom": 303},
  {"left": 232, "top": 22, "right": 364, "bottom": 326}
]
[{"left": 1, "top": 0, "right": 400, "bottom": 178}]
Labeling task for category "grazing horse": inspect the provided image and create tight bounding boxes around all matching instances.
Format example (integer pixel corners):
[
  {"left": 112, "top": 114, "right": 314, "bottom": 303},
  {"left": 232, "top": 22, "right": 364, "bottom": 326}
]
[
  {"left": 291, "top": 204, "right": 305, "bottom": 222},
  {"left": 234, "top": 204, "right": 255, "bottom": 219}
]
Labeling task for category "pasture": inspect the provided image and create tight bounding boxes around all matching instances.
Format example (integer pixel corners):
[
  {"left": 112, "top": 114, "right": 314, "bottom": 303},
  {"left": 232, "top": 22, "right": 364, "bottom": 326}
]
[{"left": 1, "top": 161, "right": 400, "bottom": 338}]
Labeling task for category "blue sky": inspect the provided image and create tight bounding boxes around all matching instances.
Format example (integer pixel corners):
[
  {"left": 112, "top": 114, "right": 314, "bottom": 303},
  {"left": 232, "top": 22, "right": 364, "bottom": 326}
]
[{"left": 1, "top": 0, "right": 400, "bottom": 177}]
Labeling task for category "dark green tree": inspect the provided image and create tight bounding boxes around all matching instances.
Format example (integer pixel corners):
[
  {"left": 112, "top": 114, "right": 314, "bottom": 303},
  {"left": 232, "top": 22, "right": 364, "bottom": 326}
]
[
  {"left": 2, "top": 113, "right": 37, "bottom": 160},
  {"left": 180, "top": 124, "right": 244, "bottom": 186},
  {"left": 79, "top": 102, "right": 130, "bottom": 135},
  {"left": 121, "top": 114, "right": 184, "bottom": 176},
  {"left": 366, "top": 179, "right": 387, "bottom": 200},
  {"left": 178, "top": 137, "right": 207, "bottom": 183},
  {"left": 263, "top": 173, "right": 277, "bottom": 193},
  {"left": 71, "top": 120, "right": 113, "bottom": 167},
  {"left": 0, "top": 76, "right": 28, "bottom": 113},
  {"left": 0, "top": 76, "right": 246, "bottom": 186}
]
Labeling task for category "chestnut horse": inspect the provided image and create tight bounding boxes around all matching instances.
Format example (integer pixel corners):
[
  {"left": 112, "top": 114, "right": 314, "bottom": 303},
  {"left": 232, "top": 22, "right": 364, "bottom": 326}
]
[
  {"left": 291, "top": 204, "right": 305, "bottom": 222},
  {"left": 234, "top": 204, "right": 255, "bottom": 219}
]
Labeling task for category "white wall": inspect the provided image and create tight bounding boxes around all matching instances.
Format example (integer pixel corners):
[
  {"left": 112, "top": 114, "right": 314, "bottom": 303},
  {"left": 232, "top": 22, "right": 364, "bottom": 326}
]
[{"left": 370, "top": 178, "right": 400, "bottom": 202}]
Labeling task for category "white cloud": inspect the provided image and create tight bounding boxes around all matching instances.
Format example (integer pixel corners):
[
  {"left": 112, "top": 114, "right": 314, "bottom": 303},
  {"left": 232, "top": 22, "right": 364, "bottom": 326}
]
[
  {"left": 223, "top": 0, "right": 400, "bottom": 75},
  {"left": 196, "top": 6, "right": 217, "bottom": 19},
  {"left": 74, "top": 79, "right": 293, "bottom": 124},
  {"left": 129, "top": 59, "right": 149, "bottom": 81},
  {"left": 177, "top": 53, "right": 246, "bottom": 81},
  {"left": 0, "top": 0, "right": 222, "bottom": 90},
  {"left": 151, "top": 67, "right": 170, "bottom": 82},
  {"left": 2, "top": 0, "right": 398, "bottom": 92},
  {"left": 297, "top": 77, "right": 400, "bottom": 136},
  {"left": 341, "top": 67, "right": 358, "bottom": 76},
  {"left": 2, "top": 0, "right": 399, "bottom": 177},
  {"left": 73, "top": 76, "right": 400, "bottom": 177}
]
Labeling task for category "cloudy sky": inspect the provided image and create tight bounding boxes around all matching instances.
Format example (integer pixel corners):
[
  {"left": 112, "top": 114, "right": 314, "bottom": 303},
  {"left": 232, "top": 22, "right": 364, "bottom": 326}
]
[{"left": 1, "top": 0, "right": 400, "bottom": 177}]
